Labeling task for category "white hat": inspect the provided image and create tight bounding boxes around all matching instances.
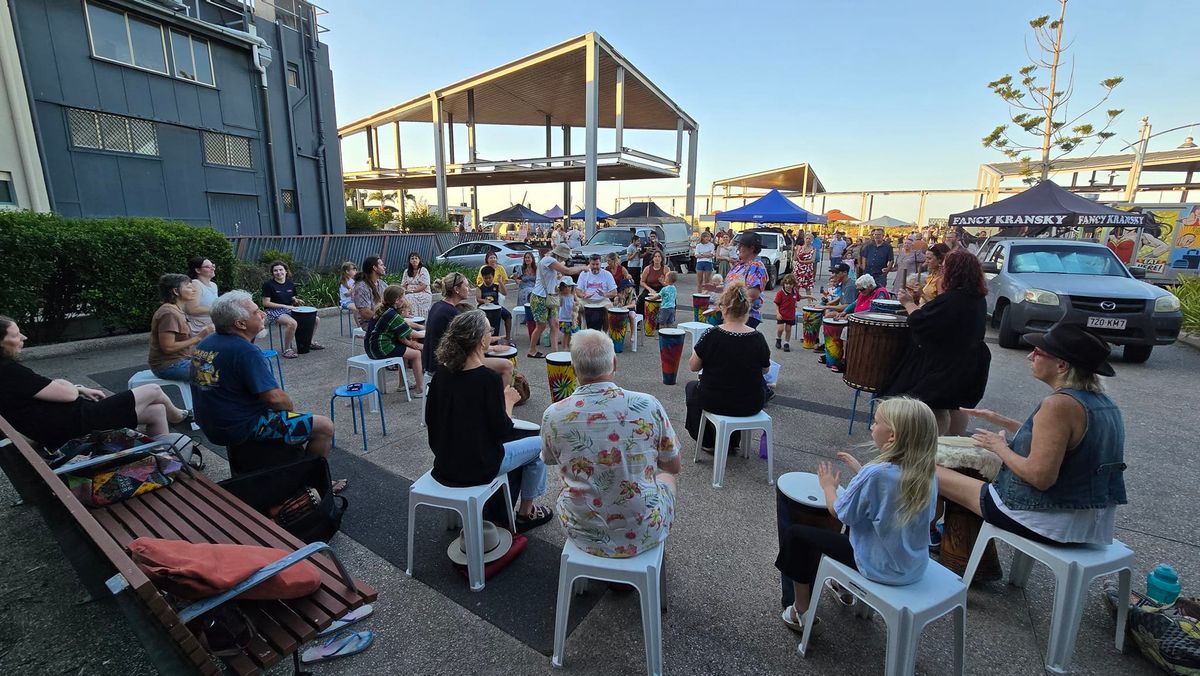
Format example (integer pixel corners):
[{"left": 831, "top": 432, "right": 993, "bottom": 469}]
[
  {"left": 446, "top": 521, "right": 513, "bottom": 565},
  {"left": 559, "top": 277, "right": 576, "bottom": 287}
]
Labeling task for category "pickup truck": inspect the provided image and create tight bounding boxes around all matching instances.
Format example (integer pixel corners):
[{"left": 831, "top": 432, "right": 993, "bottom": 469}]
[
  {"left": 571, "top": 218, "right": 693, "bottom": 271},
  {"left": 979, "top": 238, "right": 1182, "bottom": 362}
]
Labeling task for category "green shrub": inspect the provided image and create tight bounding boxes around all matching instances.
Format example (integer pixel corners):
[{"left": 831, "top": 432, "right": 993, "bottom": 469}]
[
  {"left": 345, "top": 207, "right": 375, "bottom": 231},
  {"left": 295, "top": 268, "right": 342, "bottom": 309},
  {"left": 368, "top": 208, "right": 392, "bottom": 229},
  {"left": 402, "top": 205, "right": 454, "bottom": 232},
  {"left": 1170, "top": 276, "right": 1200, "bottom": 334}
]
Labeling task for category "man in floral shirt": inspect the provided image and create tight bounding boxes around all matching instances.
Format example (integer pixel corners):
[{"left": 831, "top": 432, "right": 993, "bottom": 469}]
[
  {"left": 724, "top": 231, "right": 768, "bottom": 328},
  {"left": 541, "top": 329, "right": 681, "bottom": 558}
]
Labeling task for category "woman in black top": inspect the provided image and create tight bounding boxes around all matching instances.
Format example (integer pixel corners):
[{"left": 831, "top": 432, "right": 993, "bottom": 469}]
[
  {"left": 684, "top": 283, "right": 772, "bottom": 450},
  {"left": 425, "top": 310, "right": 553, "bottom": 532},
  {"left": 882, "top": 249, "right": 992, "bottom": 435},
  {"left": 260, "top": 260, "right": 323, "bottom": 358}
]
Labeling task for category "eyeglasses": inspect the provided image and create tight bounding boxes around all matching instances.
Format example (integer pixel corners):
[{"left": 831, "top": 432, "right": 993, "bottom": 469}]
[{"left": 1031, "top": 347, "right": 1057, "bottom": 360}]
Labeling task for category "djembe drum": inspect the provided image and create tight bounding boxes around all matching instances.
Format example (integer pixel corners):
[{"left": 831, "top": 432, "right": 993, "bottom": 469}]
[
  {"left": 480, "top": 303, "right": 503, "bottom": 335},
  {"left": 821, "top": 317, "right": 848, "bottom": 371},
  {"left": 644, "top": 298, "right": 661, "bottom": 336},
  {"left": 936, "top": 436, "right": 1003, "bottom": 580},
  {"left": 800, "top": 306, "right": 823, "bottom": 350},
  {"left": 702, "top": 307, "right": 722, "bottom": 326},
  {"left": 490, "top": 345, "right": 518, "bottom": 384},
  {"left": 843, "top": 313, "right": 910, "bottom": 393},
  {"left": 657, "top": 328, "right": 685, "bottom": 385},
  {"left": 870, "top": 298, "right": 903, "bottom": 315},
  {"left": 583, "top": 303, "right": 607, "bottom": 331},
  {"left": 692, "top": 293, "right": 710, "bottom": 322},
  {"left": 607, "top": 306, "right": 630, "bottom": 353},
  {"left": 546, "top": 351, "right": 576, "bottom": 403},
  {"left": 292, "top": 306, "right": 317, "bottom": 353}
]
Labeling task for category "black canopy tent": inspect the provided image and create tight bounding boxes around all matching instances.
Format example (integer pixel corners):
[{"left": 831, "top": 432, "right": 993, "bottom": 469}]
[
  {"left": 611, "top": 201, "right": 673, "bottom": 219},
  {"left": 482, "top": 204, "right": 553, "bottom": 223},
  {"left": 949, "top": 181, "right": 1152, "bottom": 237}
]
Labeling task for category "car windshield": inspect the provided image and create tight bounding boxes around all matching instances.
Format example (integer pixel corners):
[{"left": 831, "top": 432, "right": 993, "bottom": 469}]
[
  {"left": 757, "top": 233, "right": 779, "bottom": 249},
  {"left": 587, "top": 229, "right": 635, "bottom": 246},
  {"left": 504, "top": 242, "right": 535, "bottom": 251},
  {"left": 1008, "top": 246, "right": 1129, "bottom": 277}
]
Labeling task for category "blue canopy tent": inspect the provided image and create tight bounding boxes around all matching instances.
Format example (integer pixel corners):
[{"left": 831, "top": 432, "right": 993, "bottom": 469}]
[
  {"left": 543, "top": 204, "right": 565, "bottom": 219},
  {"left": 949, "top": 180, "right": 1151, "bottom": 236},
  {"left": 482, "top": 204, "right": 553, "bottom": 223},
  {"left": 570, "top": 207, "right": 610, "bottom": 219},
  {"left": 714, "top": 189, "right": 827, "bottom": 224},
  {"left": 611, "top": 201, "right": 672, "bottom": 219}
]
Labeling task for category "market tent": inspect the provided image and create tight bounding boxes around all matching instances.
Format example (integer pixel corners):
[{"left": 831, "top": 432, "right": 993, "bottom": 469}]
[
  {"left": 710, "top": 189, "right": 827, "bottom": 224},
  {"left": 948, "top": 180, "right": 1151, "bottom": 235},
  {"left": 825, "top": 209, "right": 858, "bottom": 222},
  {"left": 570, "top": 207, "right": 611, "bottom": 219},
  {"left": 543, "top": 204, "right": 565, "bottom": 219},
  {"left": 611, "top": 201, "right": 672, "bottom": 219},
  {"left": 861, "top": 215, "right": 912, "bottom": 229},
  {"left": 482, "top": 204, "right": 553, "bottom": 223}
]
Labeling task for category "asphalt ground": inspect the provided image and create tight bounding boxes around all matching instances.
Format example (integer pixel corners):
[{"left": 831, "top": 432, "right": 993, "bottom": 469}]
[{"left": 2, "top": 270, "right": 1196, "bottom": 675}]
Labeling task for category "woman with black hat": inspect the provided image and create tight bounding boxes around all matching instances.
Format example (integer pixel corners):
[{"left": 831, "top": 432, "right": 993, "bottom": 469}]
[{"left": 935, "top": 323, "right": 1127, "bottom": 545}]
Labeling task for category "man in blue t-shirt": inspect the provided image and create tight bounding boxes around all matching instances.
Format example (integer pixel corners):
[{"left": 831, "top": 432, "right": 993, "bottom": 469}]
[
  {"left": 191, "top": 290, "right": 333, "bottom": 456},
  {"left": 857, "top": 228, "right": 895, "bottom": 288}
]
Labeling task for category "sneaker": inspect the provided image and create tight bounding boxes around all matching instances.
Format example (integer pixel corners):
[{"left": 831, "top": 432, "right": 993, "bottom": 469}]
[
  {"left": 784, "top": 343, "right": 791, "bottom": 352},
  {"left": 775, "top": 338, "right": 782, "bottom": 348},
  {"left": 817, "top": 355, "right": 826, "bottom": 365}
]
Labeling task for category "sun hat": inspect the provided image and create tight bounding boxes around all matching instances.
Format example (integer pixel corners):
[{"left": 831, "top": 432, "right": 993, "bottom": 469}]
[
  {"left": 734, "top": 231, "right": 762, "bottom": 250},
  {"left": 559, "top": 277, "right": 576, "bottom": 287},
  {"left": 1022, "top": 323, "right": 1116, "bottom": 377},
  {"left": 550, "top": 243, "right": 572, "bottom": 259},
  {"left": 446, "top": 521, "right": 513, "bottom": 565}
]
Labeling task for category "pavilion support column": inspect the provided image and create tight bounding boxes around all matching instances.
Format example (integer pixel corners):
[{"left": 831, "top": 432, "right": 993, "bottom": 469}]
[
  {"left": 685, "top": 127, "right": 698, "bottom": 224},
  {"left": 431, "top": 94, "right": 447, "bottom": 218},
  {"left": 583, "top": 36, "right": 599, "bottom": 238},
  {"left": 546, "top": 115, "right": 553, "bottom": 168},
  {"left": 916, "top": 191, "right": 927, "bottom": 228},
  {"left": 562, "top": 125, "right": 571, "bottom": 220},
  {"left": 1183, "top": 170, "right": 1193, "bottom": 203},
  {"left": 366, "top": 127, "right": 376, "bottom": 170},
  {"left": 447, "top": 113, "right": 455, "bottom": 164},
  {"left": 467, "top": 89, "right": 478, "bottom": 229},
  {"left": 675, "top": 118, "right": 684, "bottom": 167},
  {"left": 392, "top": 121, "right": 402, "bottom": 169},
  {"left": 859, "top": 193, "right": 868, "bottom": 220},
  {"left": 614, "top": 66, "right": 625, "bottom": 152}
]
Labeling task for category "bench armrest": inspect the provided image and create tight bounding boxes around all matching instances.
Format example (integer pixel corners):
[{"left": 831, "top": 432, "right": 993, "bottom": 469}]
[{"left": 106, "top": 541, "right": 359, "bottom": 624}]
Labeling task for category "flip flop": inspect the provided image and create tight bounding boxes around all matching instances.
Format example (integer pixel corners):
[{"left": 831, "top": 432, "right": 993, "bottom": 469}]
[
  {"left": 309, "top": 342, "right": 326, "bottom": 350},
  {"left": 824, "top": 579, "right": 857, "bottom": 607},
  {"left": 780, "top": 605, "right": 822, "bottom": 635},
  {"left": 526, "top": 352, "right": 545, "bottom": 359},
  {"left": 332, "top": 478, "right": 349, "bottom": 494},
  {"left": 515, "top": 504, "right": 554, "bottom": 532},
  {"left": 317, "top": 604, "right": 375, "bottom": 637},
  {"left": 300, "top": 629, "right": 374, "bottom": 664}
]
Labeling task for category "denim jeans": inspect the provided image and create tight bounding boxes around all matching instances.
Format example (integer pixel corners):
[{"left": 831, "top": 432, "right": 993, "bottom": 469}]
[
  {"left": 152, "top": 358, "right": 192, "bottom": 381},
  {"left": 497, "top": 435, "right": 547, "bottom": 500}
]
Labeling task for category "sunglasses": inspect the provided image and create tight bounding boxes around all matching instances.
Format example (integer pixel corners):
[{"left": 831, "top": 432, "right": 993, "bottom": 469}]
[{"left": 1031, "top": 347, "right": 1058, "bottom": 361}]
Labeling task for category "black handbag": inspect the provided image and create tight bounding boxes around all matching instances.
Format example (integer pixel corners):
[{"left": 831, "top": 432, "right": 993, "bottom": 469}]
[{"left": 219, "top": 456, "right": 347, "bottom": 543}]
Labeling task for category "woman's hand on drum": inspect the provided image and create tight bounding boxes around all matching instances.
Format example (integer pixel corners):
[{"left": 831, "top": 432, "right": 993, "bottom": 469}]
[
  {"left": 971, "top": 428, "right": 1009, "bottom": 455},
  {"left": 961, "top": 407, "right": 999, "bottom": 424},
  {"left": 897, "top": 288, "right": 914, "bottom": 305},
  {"left": 835, "top": 452, "right": 862, "bottom": 474},
  {"left": 817, "top": 461, "right": 842, "bottom": 492}
]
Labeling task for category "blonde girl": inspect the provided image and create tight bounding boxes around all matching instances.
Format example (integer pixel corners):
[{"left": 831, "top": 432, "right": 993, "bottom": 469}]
[{"left": 777, "top": 397, "right": 939, "bottom": 634}]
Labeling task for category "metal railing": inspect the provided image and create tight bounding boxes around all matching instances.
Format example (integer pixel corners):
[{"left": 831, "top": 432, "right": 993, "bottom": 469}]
[{"left": 228, "top": 231, "right": 493, "bottom": 270}]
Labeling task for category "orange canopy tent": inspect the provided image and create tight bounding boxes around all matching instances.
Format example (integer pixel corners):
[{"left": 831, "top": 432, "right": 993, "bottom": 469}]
[{"left": 825, "top": 209, "right": 859, "bottom": 222}]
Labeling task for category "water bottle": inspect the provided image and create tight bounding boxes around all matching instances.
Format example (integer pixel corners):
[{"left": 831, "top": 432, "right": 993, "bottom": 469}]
[{"left": 1146, "top": 564, "right": 1181, "bottom": 605}]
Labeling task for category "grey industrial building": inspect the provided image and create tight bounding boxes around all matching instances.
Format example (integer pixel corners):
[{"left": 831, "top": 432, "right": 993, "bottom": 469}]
[{"left": 1, "top": 0, "right": 344, "bottom": 235}]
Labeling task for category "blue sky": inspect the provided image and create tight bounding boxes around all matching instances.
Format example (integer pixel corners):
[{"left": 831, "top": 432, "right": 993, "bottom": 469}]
[{"left": 323, "top": 1, "right": 1198, "bottom": 221}]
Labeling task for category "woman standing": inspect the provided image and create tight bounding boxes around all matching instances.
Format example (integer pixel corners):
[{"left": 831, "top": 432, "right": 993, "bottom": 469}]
[
  {"left": 638, "top": 250, "right": 668, "bottom": 315},
  {"left": 694, "top": 231, "right": 716, "bottom": 293},
  {"left": 149, "top": 274, "right": 213, "bottom": 380},
  {"left": 793, "top": 234, "right": 816, "bottom": 295},
  {"left": 918, "top": 243, "right": 950, "bottom": 304},
  {"left": 716, "top": 232, "right": 736, "bottom": 277},
  {"left": 882, "top": 250, "right": 991, "bottom": 435},
  {"left": 403, "top": 253, "right": 433, "bottom": 317},
  {"left": 517, "top": 252, "right": 538, "bottom": 306},
  {"left": 185, "top": 256, "right": 219, "bottom": 335},
  {"left": 892, "top": 239, "right": 918, "bottom": 296},
  {"left": 352, "top": 256, "right": 388, "bottom": 330},
  {"left": 261, "top": 261, "right": 322, "bottom": 358}
]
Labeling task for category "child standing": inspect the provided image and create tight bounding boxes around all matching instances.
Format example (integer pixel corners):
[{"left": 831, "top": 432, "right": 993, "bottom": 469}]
[
  {"left": 648, "top": 270, "right": 678, "bottom": 328},
  {"left": 476, "top": 265, "right": 514, "bottom": 345},
  {"left": 772, "top": 274, "right": 812, "bottom": 352},
  {"left": 776, "top": 397, "right": 940, "bottom": 633},
  {"left": 557, "top": 278, "right": 577, "bottom": 349}
]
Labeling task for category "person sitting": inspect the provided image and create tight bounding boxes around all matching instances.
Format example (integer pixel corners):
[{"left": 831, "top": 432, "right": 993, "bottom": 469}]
[
  {"left": 684, "top": 283, "right": 771, "bottom": 453},
  {"left": 777, "top": 397, "right": 940, "bottom": 634},
  {"left": 191, "top": 291, "right": 334, "bottom": 465},
  {"left": 647, "top": 271, "right": 678, "bottom": 329},
  {"left": 474, "top": 251, "right": 511, "bottom": 290},
  {"left": 576, "top": 254, "right": 617, "bottom": 303},
  {"left": 422, "top": 272, "right": 513, "bottom": 382},
  {"left": 149, "top": 274, "right": 214, "bottom": 381},
  {"left": 842, "top": 274, "right": 891, "bottom": 316},
  {"left": 0, "top": 315, "right": 192, "bottom": 449},
  {"left": 541, "top": 329, "right": 680, "bottom": 557},
  {"left": 184, "top": 256, "right": 219, "bottom": 335},
  {"left": 476, "top": 266, "right": 513, "bottom": 345},
  {"left": 261, "top": 260, "right": 323, "bottom": 358},
  {"left": 337, "top": 260, "right": 358, "bottom": 317},
  {"left": 425, "top": 310, "right": 554, "bottom": 532},
  {"left": 916, "top": 243, "right": 950, "bottom": 305},
  {"left": 364, "top": 285, "right": 426, "bottom": 398},
  {"left": 605, "top": 252, "right": 638, "bottom": 309},
  {"left": 935, "top": 324, "right": 1126, "bottom": 545}
]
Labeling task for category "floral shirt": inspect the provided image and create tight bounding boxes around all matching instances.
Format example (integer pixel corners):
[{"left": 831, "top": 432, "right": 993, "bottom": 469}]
[
  {"left": 726, "top": 258, "right": 768, "bottom": 320},
  {"left": 541, "top": 382, "right": 680, "bottom": 558}
]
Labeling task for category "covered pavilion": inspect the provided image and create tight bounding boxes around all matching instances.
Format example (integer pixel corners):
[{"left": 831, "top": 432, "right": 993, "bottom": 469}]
[{"left": 337, "top": 33, "right": 699, "bottom": 237}]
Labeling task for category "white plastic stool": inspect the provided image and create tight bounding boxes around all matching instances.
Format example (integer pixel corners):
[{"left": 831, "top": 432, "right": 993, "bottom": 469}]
[
  {"left": 127, "top": 370, "right": 197, "bottom": 430},
  {"left": 351, "top": 327, "right": 366, "bottom": 355},
  {"left": 631, "top": 313, "right": 642, "bottom": 352},
  {"left": 346, "top": 354, "right": 410, "bottom": 411},
  {"left": 552, "top": 539, "right": 666, "bottom": 676},
  {"left": 405, "top": 470, "right": 514, "bottom": 592},
  {"left": 962, "top": 522, "right": 1132, "bottom": 674},
  {"left": 692, "top": 410, "right": 773, "bottom": 488},
  {"left": 418, "top": 373, "right": 434, "bottom": 426},
  {"left": 800, "top": 556, "right": 966, "bottom": 676},
  {"left": 677, "top": 321, "right": 711, "bottom": 346}
]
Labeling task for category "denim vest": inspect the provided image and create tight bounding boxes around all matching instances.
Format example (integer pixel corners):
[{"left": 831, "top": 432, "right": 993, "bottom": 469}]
[{"left": 993, "top": 389, "right": 1127, "bottom": 510}]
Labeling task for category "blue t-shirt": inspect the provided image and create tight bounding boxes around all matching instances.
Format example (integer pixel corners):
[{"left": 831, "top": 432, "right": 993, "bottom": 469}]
[
  {"left": 659, "top": 284, "right": 677, "bottom": 309},
  {"left": 860, "top": 242, "right": 894, "bottom": 276},
  {"left": 191, "top": 333, "right": 278, "bottom": 445},
  {"left": 834, "top": 462, "right": 937, "bottom": 585},
  {"left": 812, "top": 237, "right": 823, "bottom": 261}
]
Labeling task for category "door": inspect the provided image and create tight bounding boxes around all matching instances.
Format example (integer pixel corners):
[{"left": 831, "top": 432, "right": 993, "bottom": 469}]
[{"left": 207, "top": 193, "right": 261, "bottom": 235}]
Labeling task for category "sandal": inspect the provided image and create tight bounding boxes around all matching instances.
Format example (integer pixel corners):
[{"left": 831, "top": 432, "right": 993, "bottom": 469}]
[
  {"left": 780, "top": 605, "right": 822, "bottom": 635},
  {"left": 515, "top": 504, "right": 554, "bottom": 532},
  {"left": 332, "top": 478, "right": 349, "bottom": 494},
  {"left": 283, "top": 349, "right": 298, "bottom": 359},
  {"left": 300, "top": 629, "right": 374, "bottom": 664},
  {"left": 824, "top": 579, "right": 857, "bottom": 607},
  {"left": 308, "top": 342, "right": 325, "bottom": 350},
  {"left": 317, "top": 604, "right": 375, "bottom": 638},
  {"left": 526, "top": 351, "right": 545, "bottom": 359}
]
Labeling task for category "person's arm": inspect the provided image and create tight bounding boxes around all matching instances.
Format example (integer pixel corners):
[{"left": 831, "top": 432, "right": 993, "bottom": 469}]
[
  {"left": 817, "top": 461, "right": 843, "bottom": 518},
  {"left": 972, "top": 394, "right": 1081, "bottom": 491},
  {"left": 961, "top": 407, "right": 1022, "bottom": 434},
  {"left": 185, "top": 281, "right": 211, "bottom": 317},
  {"left": 159, "top": 325, "right": 213, "bottom": 354},
  {"left": 34, "top": 378, "right": 90, "bottom": 403},
  {"left": 654, "top": 403, "right": 683, "bottom": 474},
  {"left": 550, "top": 260, "right": 586, "bottom": 276},
  {"left": 897, "top": 288, "right": 919, "bottom": 314},
  {"left": 258, "top": 387, "right": 293, "bottom": 411},
  {"left": 353, "top": 283, "right": 374, "bottom": 322}
]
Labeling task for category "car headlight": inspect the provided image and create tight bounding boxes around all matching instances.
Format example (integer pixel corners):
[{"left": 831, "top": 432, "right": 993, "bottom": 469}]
[
  {"left": 1154, "top": 294, "right": 1181, "bottom": 313},
  {"left": 1022, "top": 288, "right": 1060, "bottom": 305}
]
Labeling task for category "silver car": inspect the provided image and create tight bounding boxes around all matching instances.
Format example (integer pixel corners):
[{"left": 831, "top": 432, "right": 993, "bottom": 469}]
[
  {"left": 435, "top": 239, "right": 537, "bottom": 278},
  {"left": 979, "top": 238, "right": 1182, "bottom": 362}
]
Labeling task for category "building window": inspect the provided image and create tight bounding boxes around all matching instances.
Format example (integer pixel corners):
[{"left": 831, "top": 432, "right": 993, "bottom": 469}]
[
  {"left": 286, "top": 63, "right": 300, "bottom": 88},
  {"left": 281, "top": 189, "right": 296, "bottom": 212},
  {"left": 203, "top": 131, "right": 252, "bottom": 168},
  {"left": 170, "top": 30, "right": 214, "bottom": 86},
  {"left": 0, "top": 172, "right": 15, "bottom": 206},
  {"left": 67, "top": 108, "right": 159, "bottom": 156},
  {"left": 85, "top": 1, "right": 168, "bottom": 75}
]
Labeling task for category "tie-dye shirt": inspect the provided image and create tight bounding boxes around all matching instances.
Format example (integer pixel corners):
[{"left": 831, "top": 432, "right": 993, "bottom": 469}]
[{"left": 726, "top": 258, "right": 768, "bottom": 320}]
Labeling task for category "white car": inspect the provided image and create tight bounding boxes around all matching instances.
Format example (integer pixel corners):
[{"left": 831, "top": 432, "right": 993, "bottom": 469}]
[{"left": 435, "top": 240, "right": 538, "bottom": 278}]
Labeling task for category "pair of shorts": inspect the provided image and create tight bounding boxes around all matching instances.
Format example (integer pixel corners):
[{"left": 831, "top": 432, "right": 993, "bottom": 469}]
[
  {"left": 978, "top": 484, "right": 1060, "bottom": 545},
  {"left": 340, "top": 298, "right": 354, "bottom": 309},
  {"left": 657, "top": 307, "right": 676, "bottom": 327},
  {"left": 777, "top": 319, "right": 796, "bottom": 326},
  {"left": 529, "top": 294, "right": 550, "bottom": 323},
  {"left": 695, "top": 260, "right": 714, "bottom": 272},
  {"left": 77, "top": 390, "right": 139, "bottom": 438},
  {"left": 265, "top": 307, "right": 291, "bottom": 323},
  {"left": 252, "top": 409, "right": 314, "bottom": 446}
]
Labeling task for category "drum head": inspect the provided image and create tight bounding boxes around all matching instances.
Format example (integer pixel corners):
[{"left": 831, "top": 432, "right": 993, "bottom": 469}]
[
  {"left": 292, "top": 306, "right": 317, "bottom": 313},
  {"left": 778, "top": 471, "right": 844, "bottom": 507},
  {"left": 409, "top": 316, "right": 425, "bottom": 324},
  {"left": 607, "top": 307, "right": 629, "bottom": 314},
  {"left": 546, "top": 351, "right": 572, "bottom": 365},
  {"left": 822, "top": 318, "right": 848, "bottom": 325},
  {"left": 584, "top": 303, "right": 606, "bottom": 309},
  {"left": 801, "top": 306, "right": 823, "bottom": 313},
  {"left": 657, "top": 328, "right": 685, "bottom": 336},
  {"left": 479, "top": 304, "right": 500, "bottom": 311},
  {"left": 490, "top": 346, "right": 518, "bottom": 358},
  {"left": 511, "top": 419, "right": 540, "bottom": 431}
]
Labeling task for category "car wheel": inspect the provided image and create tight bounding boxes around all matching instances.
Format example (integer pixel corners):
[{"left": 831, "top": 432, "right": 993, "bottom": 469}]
[
  {"left": 1122, "top": 344, "right": 1152, "bottom": 363},
  {"left": 996, "top": 303, "right": 1022, "bottom": 348}
]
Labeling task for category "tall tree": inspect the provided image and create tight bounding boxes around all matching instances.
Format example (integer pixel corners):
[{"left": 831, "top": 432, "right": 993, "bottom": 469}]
[{"left": 982, "top": 0, "right": 1124, "bottom": 182}]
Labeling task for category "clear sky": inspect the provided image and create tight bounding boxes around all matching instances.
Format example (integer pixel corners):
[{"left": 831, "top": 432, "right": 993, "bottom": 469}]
[{"left": 323, "top": 0, "right": 1198, "bottom": 222}]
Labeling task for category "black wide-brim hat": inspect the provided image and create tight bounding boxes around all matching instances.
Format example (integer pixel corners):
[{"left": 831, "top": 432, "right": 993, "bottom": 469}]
[{"left": 1021, "top": 323, "right": 1116, "bottom": 377}]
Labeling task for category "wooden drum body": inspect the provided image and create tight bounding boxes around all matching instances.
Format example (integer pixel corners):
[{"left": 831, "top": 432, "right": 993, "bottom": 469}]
[
  {"left": 843, "top": 312, "right": 910, "bottom": 392},
  {"left": 936, "top": 439, "right": 1003, "bottom": 581}
]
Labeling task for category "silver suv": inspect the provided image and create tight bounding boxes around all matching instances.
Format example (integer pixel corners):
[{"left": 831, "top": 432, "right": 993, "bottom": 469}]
[{"left": 979, "top": 238, "right": 1182, "bottom": 362}]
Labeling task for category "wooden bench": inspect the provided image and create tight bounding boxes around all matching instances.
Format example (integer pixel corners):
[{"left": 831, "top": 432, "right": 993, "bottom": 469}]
[{"left": 0, "top": 415, "right": 377, "bottom": 675}]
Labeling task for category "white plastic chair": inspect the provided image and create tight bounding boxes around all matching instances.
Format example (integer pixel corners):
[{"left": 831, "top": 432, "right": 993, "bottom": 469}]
[
  {"left": 677, "top": 321, "right": 711, "bottom": 346},
  {"left": 351, "top": 327, "right": 366, "bottom": 355},
  {"left": 346, "top": 353, "right": 409, "bottom": 411},
  {"left": 418, "top": 373, "right": 434, "bottom": 426},
  {"left": 405, "top": 470, "right": 515, "bottom": 592},
  {"left": 692, "top": 410, "right": 774, "bottom": 488},
  {"left": 127, "top": 370, "right": 197, "bottom": 430},
  {"left": 962, "top": 522, "right": 1132, "bottom": 674},
  {"left": 552, "top": 539, "right": 667, "bottom": 676},
  {"left": 800, "top": 556, "right": 967, "bottom": 676}
]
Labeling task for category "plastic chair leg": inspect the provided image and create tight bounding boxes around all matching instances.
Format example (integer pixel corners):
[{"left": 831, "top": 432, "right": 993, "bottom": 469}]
[
  {"left": 357, "top": 395, "right": 368, "bottom": 452},
  {"left": 638, "top": 571, "right": 664, "bottom": 676},
  {"left": 848, "top": 388, "right": 861, "bottom": 435},
  {"left": 883, "top": 609, "right": 917, "bottom": 676},
  {"left": 1009, "top": 550, "right": 1035, "bottom": 588},
  {"left": 328, "top": 396, "right": 337, "bottom": 449},
  {"left": 1114, "top": 569, "right": 1130, "bottom": 652},
  {"left": 1044, "top": 565, "right": 1086, "bottom": 674},
  {"left": 464, "top": 499, "right": 485, "bottom": 592},
  {"left": 952, "top": 604, "right": 966, "bottom": 675},
  {"left": 378, "top": 390, "right": 388, "bottom": 438},
  {"left": 405, "top": 502, "right": 417, "bottom": 576},
  {"left": 764, "top": 426, "right": 774, "bottom": 486},
  {"left": 552, "top": 564, "right": 574, "bottom": 667},
  {"left": 711, "top": 421, "right": 729, "bottom": 488},
  {"left": 960, "top": 529, "right": 993, "bottom": 586}
]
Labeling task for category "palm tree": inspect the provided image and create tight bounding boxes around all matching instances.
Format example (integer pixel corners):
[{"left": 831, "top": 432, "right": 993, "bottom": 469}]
[{"left": 367, "top": 191, "right": 396, "bottom": 210}]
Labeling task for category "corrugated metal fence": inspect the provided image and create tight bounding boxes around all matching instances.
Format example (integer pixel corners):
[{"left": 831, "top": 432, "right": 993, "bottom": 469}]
[{"left": 229, "top": 232, "right": 494, "bottom": 270}]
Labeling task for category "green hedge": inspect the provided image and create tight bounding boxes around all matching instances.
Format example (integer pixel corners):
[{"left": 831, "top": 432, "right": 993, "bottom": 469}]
[
  {"left": 0, "top": 212, "right": 235, "bottom": 344},
  {"left": 1171, "top": 276, "right": 1200, "bottom": 334}
]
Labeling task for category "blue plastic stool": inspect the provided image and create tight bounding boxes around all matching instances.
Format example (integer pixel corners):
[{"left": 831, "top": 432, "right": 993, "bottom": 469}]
[
  {"left": 847, "top": 389, "right": 878, "bottom": 435},
  {"left": 266, "top": 321, "right": 286, "bottom": 351},
  {"left": 259, "top": 348, "right": 285, "bottom": 391},
  {"left": 330, "top": 383, "right": 387, "bottom": 452}
]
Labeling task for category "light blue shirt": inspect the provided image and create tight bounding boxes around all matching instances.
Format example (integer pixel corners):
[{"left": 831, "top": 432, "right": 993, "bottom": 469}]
[
  {"left": 834, "top": 462, "right": 937, "bottom": 585},
  {"left": 658, "top": 284, "right": 677, "bottom": 309}
]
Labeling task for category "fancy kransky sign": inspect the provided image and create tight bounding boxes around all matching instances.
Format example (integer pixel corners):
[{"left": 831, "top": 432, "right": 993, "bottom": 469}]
[{"left": 950, "top": 213, "right": 1148, "bottom": 227}]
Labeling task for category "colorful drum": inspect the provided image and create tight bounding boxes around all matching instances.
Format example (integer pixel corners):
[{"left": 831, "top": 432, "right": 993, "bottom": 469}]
[
  {"left": 800, "top": 306, "right": 823, "bottom": 350},
  {"left": 822, "top": 318, "right": 848, "bottom": 371},
  {"left": 702, "top": 307, "right": 722, "bottom": 326},
  {"left": 583, "top": 303, "right": 607, "bottom": 331},
  {"left": 644, "top": 298, "right": 661, "bottom": 336},
  {"left": 546, "top": 351, "right": 576, "bottom": 402},
  {"left": 843, "top": 312, "right": 910, "bottom": 392},
  {"left": 870, "top": 298, "right": 903, "bottom": 315},
  {"left": 291, "top": 306, "right": 317, "bottom": 353},
  {"left": 490, "top": 345, "right": 518, "bottom": 383},
  {"left": 692, "top": 293, "right": 710, "bottom": 322},
  {"left": 607, "top": 306, "right": 630, "bottom": 353},
  {"left": 480, "top": 303, "right": 503, "bottom": 335},
  {"left": 657, "top": 328, "right": 686, "bottom": 385}
]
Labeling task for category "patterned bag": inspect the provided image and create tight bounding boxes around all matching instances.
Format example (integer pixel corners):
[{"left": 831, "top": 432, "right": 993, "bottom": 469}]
[
  {"left": 512, "top": 371, "right": 531, "bottom": 406},
  {"left": 51, "top": 428, "right": 159, "bottom": 469},
  {"left": 1104, "top": 580, "right": 1200, "bottom": 674},
  {"left": 64, "top": 453, "right": 184, "bottom": 507}
]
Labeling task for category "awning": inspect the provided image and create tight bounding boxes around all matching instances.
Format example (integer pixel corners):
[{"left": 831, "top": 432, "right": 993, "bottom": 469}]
[
  {"left": 948, "top": 180, "right": 1151, "bottom": 235},
  {"left": 611, "top": 202, "right": 673, "bottom": 219},
  {"left": 710, "top": 189, "right": 826, "bottom": 224},
  {"left": 824, "top": 209, "right": 859, "bottom": 222},
  {"left": 482, "top": 204, "right": 553, "bottom": 223},
  {"left": 570, "top": 207, "right": 610, "bottom": 219},
  {"left": 860, "top": 215, "right": 913, "bottom": 229},
  {"left": 543, "top": 205, "right": 565, "bottom": 219}
]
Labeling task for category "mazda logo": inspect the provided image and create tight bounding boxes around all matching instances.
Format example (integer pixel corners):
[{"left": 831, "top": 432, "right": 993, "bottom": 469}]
[{"left": 1100, "top": 301, "right": 1117, "bottom": 311}]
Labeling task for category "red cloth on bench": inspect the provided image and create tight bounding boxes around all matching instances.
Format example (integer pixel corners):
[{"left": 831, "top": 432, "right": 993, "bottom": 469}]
[{"left": 128, "top": 537, "right": 321, "bottom": 601}]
